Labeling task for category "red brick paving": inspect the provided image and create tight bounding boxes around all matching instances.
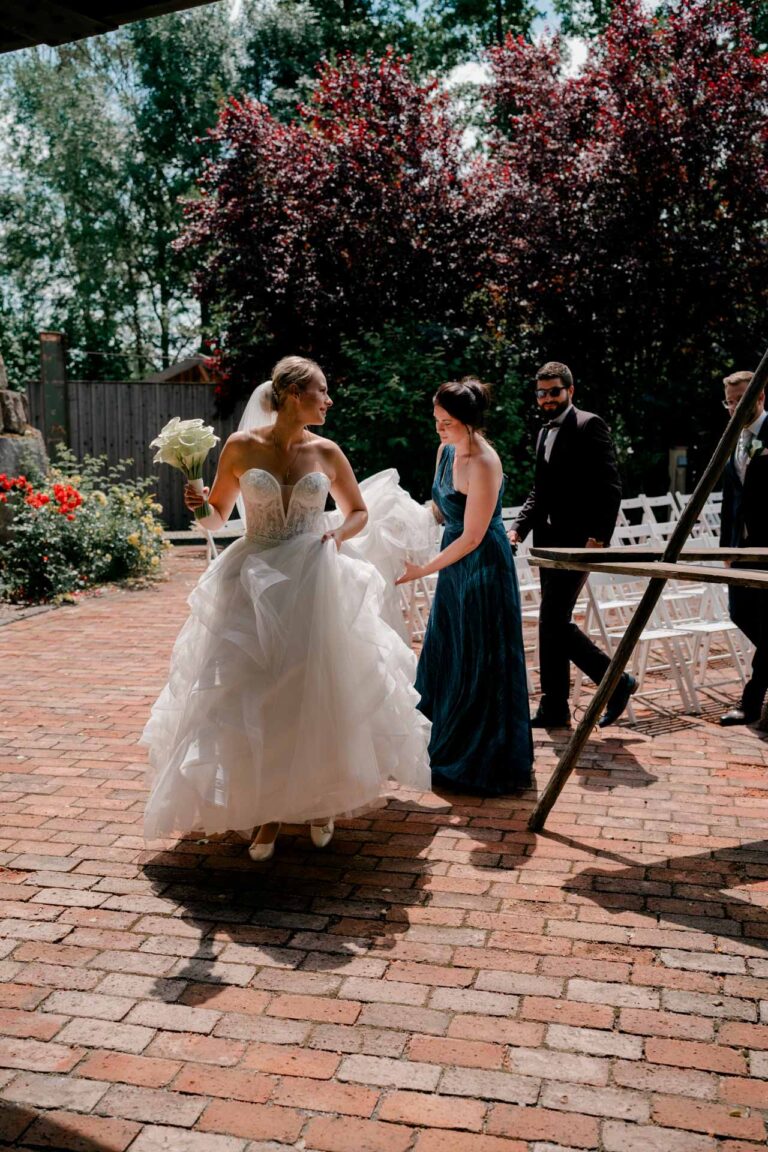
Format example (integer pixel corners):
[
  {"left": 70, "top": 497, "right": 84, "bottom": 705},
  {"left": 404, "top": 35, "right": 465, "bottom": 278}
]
[{"left": 1, "top": 546, "right": 768, "bottom": 1150}]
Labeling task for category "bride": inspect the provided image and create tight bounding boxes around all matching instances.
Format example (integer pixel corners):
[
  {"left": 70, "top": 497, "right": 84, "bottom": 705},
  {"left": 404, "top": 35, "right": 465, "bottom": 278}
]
[{"left": 142, "top": 356, "right": 432, "bottom": 860}]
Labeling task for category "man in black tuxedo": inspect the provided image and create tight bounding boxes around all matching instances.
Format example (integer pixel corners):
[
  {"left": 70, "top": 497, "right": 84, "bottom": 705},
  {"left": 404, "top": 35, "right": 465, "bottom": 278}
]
[
  {"left": 509, "top": 362, "right": 635, "bottom": 728},
  {"left": 719, "top": 369, "right": 768, "bottom": 726}
]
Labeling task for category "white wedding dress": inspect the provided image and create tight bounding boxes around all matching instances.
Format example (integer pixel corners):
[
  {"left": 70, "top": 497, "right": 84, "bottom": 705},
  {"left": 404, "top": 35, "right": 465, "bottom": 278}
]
[{"left": 142, "top": 466, "right": 433, "bottom": 840}]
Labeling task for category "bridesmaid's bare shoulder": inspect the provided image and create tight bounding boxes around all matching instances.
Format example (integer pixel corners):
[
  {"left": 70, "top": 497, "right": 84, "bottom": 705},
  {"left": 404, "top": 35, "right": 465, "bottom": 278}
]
[{"left": 473, "top": 438, "right": 503, "bottom": 482}]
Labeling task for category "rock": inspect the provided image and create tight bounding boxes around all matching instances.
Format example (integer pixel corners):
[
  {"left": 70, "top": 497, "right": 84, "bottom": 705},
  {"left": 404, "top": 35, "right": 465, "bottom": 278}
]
[
  {"left": 0, "top": 356, "right": 7, "bottom": 390},
  {"left": 0, "top": 389, "right": 27, "bottom": 434},
  {"left": 0, "top": 428, "right": 48, "bottom": 482},
  {"left": 0, "top": 430, "right": 49, "bottom": 545}
]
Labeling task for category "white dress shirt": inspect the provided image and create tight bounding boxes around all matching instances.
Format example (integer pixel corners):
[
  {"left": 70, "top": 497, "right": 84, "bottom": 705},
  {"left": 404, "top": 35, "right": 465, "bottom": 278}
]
[
  {"left": 735, "top": 410, "right": 767, "bottom": 485},
  {"left": 540, "top": 403, "right": 573, "bottom": 463}
]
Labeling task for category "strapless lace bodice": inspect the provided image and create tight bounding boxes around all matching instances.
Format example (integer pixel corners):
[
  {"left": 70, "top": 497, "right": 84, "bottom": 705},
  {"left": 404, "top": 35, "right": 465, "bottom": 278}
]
[{"left": 240, "top": 469, "right": 331, "bottom": 544}]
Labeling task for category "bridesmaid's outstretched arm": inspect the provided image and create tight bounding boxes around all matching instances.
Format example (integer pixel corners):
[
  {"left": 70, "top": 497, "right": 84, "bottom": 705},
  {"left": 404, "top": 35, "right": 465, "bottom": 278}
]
[{"left": 396, "top": 455, "right": 500, "bottom": 585}]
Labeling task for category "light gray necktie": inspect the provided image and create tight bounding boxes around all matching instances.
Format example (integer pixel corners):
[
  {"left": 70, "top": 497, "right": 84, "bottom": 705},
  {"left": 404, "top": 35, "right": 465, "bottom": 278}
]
[
  {"left": 542, "top": 422, "right": 557, "bottom": 463},
  {"left": 736, "top": 429, "right": 753, "bottom": 484}
]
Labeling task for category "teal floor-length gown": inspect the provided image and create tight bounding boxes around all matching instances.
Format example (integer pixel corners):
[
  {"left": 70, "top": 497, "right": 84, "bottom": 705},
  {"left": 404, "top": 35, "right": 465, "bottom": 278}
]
[{"left": 415, "top": 444, "right": 533, "bottom": 794}]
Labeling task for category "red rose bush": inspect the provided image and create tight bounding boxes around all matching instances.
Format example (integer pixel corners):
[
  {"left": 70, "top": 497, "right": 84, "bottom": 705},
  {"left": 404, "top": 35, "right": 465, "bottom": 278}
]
[{"left": 0, "top": 451, "right": 168, "bottom": 604}]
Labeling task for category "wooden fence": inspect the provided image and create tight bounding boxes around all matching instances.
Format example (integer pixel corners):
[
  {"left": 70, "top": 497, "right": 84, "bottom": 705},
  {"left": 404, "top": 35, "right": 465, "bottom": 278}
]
[{"left": 27, "top": 379, "right": 245, "bottom": 530}]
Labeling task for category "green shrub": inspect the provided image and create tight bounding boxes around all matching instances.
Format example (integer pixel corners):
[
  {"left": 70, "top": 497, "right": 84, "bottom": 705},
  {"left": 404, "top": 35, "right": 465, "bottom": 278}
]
[{"left": 329, "top": 322, "right": 532, "bottom": 503}]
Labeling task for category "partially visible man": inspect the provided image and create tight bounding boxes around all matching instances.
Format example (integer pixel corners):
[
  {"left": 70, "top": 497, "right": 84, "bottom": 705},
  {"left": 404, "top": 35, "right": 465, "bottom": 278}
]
[
  {"left": 719, "top": 370, "right": 768, "bottom": 726},
  {"left": 509, "top": 361, "right": 635, "bottom": 728}
]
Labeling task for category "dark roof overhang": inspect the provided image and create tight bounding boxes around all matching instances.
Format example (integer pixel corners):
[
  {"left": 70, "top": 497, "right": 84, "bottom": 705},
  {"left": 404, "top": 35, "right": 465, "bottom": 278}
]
[{"left": 0, "top": 2, "right": 216, "bottom": 54}]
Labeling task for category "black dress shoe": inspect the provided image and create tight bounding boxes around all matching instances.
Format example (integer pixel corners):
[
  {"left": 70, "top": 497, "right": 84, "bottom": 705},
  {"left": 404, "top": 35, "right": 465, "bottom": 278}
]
[
  {"left": 719, "top": 708, "right": 758, "bottom": 727},
  {"left": 530, "top": 711, "right": 571, "bottom": 729},
  {"left": 598, "top": 673, "right": 638, "bottom": 728}
]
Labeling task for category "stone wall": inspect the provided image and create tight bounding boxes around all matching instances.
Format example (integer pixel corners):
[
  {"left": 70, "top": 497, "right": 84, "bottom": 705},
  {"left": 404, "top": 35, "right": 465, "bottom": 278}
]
[
  {"left": 0, "top": 427, "right": 48, "bottom": 479},
  {"left": 0, "top": 388, "right": 27, "bottom": 434},
  {"left": 0, "top": 383, "right": 48, "bottom": 481},
  {"left": 0, "top": 378, "right": 49, "bottom": 544}
]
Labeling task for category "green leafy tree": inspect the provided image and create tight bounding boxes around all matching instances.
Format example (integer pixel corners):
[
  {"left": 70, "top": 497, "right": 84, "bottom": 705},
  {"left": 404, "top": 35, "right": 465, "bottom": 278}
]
[
  {"left": 556, "top": 0, "right": 768, "bottom": 47},
  {"left": 126, "top": 11, "right": 241, "bottom": 365},
  {"left": 428, "top": 0, "right": 540, "bottom": 61},
  {"left": 0, "top": 5, "right": 239, "bottom": 381},
  {"left": 333, "top": 322, "right": 529, "bottom": 499},
  {"left": 239, "top": 0, "right": 326, "bottom": 117},
  {"left": 238, "top": 0, "right": 540, "bottom": 109},
  {"left": 1, "top": 40, "right": 140, "bottom": 380},
  {"left": 240, "top": 0, "right": 439, "bottom": 117}
]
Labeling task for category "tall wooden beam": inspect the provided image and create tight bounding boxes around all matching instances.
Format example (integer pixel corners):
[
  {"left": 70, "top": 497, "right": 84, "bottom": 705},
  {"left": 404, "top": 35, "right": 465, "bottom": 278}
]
[
  {"left": 39, "top": 331, "right": 68, "bottom": 449},
  {"left": 528, "top": 348, "right": 768, "bottom": 832}
]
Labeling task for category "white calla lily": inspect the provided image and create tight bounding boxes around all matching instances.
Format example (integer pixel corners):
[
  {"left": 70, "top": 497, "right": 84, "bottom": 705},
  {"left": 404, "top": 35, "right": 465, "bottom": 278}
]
[{"left": 149, "top": 416, "right": 220, "bottom": 520}]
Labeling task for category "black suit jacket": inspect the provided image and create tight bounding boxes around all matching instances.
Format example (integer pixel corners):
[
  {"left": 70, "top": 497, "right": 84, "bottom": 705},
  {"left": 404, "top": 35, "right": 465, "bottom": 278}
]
[
  {"left": 720, "top": 439, "right": 768, "bottom": 551},
  {"left": 512, "top": 405, "right": 622, "bottom": 547}
]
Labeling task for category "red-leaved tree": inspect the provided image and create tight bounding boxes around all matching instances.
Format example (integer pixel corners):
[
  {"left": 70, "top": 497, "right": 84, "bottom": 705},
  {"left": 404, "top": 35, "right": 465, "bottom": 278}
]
[
  {"left": 180, "top": 50, "right": 475, "bottom": 390},
  {"left": 486, "top": 0, "right": 768, "bottom": 485}
]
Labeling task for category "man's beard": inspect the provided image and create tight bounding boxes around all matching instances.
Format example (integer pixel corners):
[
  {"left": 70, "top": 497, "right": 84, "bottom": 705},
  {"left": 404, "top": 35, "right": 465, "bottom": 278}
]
[{"left": 541, "top": 397, "right": 571, "bottom": 421}]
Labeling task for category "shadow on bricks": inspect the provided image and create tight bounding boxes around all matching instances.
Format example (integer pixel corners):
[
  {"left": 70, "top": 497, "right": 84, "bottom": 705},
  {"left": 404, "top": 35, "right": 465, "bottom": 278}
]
[
  {"left": 530, "top": 728, "right": 660, "bottom": 794},
  {"left": 0, "top": 1099, "right": 135, "bottom": 1150},
  {"left": 558, "top": 832, "right": 768, "bottom": 950},
  {"left": 574, "top": 734, "right": 659, "bottom": 792},
  {"left": 137, "top": 796, "right": 504, "bottom": 1007}
]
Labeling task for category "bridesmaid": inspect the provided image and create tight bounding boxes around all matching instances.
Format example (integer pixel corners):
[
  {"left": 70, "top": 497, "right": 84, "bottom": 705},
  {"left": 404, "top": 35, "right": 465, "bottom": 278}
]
[{"left": 396, "top": 378, "right": 533, "bottom": 794}]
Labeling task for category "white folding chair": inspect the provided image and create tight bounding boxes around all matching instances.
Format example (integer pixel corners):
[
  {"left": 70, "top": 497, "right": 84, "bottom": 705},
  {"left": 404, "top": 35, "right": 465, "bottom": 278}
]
[
  {"left": 199, "top": 517, "right": 245, "bottom": 564},
  {"left": 676, "top": 490, "right": 722, "bottom": 538},
  {"left": 670, "top": 582, "right": 752, "bottom": 697},
  {"left": 641, "top": 493, "right": 679, "bottom": 526},
  {"left": 616, "top": 495, "right": 647, "bottom": 528},
  {"left": 575, "top": 572, "right": 700, "bottom": 715}
]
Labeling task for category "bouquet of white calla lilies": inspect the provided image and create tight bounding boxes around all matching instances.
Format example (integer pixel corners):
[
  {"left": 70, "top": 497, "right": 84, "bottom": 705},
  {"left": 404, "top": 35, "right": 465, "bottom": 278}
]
[{"left": 150, "top": 417, "right": 220, "bottom": 521}]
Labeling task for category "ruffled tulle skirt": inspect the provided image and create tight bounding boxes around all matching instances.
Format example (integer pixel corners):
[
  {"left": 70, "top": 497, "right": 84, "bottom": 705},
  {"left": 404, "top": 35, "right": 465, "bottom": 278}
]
[
  {"left": 328, "top": 469, "right": 440, "bottom": 639},
  {"left": 142, "top": 474, "right": 435, "bottom": 840}
]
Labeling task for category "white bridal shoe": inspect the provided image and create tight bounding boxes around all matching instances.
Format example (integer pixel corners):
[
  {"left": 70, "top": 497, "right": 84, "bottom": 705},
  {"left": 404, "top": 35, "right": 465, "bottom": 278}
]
[
  {"left": 310, "top": 819, "right": 334, "bottom": 849},
  {"left": 248, "top": 823, "right": 280, "bottom": 862}
]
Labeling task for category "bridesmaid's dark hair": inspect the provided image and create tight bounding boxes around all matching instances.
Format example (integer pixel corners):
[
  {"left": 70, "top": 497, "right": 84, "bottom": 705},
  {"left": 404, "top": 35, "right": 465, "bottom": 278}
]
[{"left": 433, "top": 377, "right": 491, "bottom": 431}]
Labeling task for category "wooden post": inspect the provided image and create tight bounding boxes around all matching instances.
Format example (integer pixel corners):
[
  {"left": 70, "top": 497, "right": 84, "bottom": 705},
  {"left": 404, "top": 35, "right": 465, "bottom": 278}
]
[
  {"left": 39, "top": 331, "right": 68, "bottom": 449},
  {"left": 528, "top": 348, "right": 768, "bottom": 832}
]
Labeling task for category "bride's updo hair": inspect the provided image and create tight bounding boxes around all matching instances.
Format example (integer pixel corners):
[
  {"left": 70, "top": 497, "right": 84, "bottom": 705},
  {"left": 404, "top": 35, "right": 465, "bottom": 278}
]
[
  {"left": 433, "top": 377, "right": 491, "bottom": 431},
  {"left": 270, "top": 356, "right": 322, "bottom": 410}
]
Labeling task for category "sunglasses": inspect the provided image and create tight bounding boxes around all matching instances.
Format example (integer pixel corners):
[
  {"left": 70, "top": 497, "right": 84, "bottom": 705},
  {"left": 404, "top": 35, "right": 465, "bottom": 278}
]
[{"left": 535, "top": 386, "right": 567, "bottom": 399}]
